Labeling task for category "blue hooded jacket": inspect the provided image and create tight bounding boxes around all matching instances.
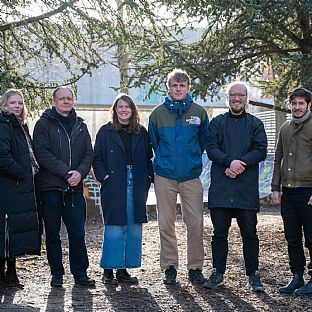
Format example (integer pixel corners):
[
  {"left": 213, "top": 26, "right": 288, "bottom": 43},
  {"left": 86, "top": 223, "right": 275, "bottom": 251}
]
[{"left": 148, "top": 94, "right": 209, "bottom": 182}]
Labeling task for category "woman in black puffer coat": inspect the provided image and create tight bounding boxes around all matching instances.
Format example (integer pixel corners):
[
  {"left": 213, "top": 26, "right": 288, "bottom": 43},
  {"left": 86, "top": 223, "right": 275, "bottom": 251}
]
[{"left": 0, "top": 89, "right": 40, "bottom": 287}]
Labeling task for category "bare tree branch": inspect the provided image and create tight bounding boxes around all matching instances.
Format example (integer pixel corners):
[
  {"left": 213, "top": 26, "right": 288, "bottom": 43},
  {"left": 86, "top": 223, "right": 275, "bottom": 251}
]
[
  {"left": 249, "top": 100, "right": 290, "bottom": 113},
  {"left": 0, "top": 0, "right": 78, "bottom": 32}
]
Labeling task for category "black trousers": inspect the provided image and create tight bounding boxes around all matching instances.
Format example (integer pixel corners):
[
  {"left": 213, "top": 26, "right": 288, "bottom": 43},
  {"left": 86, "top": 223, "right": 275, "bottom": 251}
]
[
  {"left": 41, "top": 190, "right": 89, "bottom": 279},
  {"left": 281, "top": 187, "right": 312, "bottom": 276},
  {"left": 210, "top": 208, "right": 259, "bottom": 276}
]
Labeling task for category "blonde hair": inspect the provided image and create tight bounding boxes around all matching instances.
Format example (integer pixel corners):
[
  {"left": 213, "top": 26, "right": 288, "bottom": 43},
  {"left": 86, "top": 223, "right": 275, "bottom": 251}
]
[
  {"left": 166, "top": 68, "right": 190, "bottom": 88},
  {"left": 0, "top": 89, "right": 27, "bottom": 120}
]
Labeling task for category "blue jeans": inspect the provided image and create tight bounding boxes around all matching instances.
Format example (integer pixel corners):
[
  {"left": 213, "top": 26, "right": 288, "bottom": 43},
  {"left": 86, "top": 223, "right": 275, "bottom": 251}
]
[
  {"left": 281, "top": 187, "right": 312, "bottom": 276},
  {"left": 210, "top": 208, "right": 259, "bottom": 276},
  {"left": 41, "top": 190, "right": 89, "bottom": 278},
  {"left": 100, "top": 167, "right": 142, "bottom": 269}
]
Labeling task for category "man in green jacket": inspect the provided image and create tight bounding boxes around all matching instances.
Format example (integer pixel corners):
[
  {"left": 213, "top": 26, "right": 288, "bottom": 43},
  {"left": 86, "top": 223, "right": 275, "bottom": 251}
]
[{"left": 272, "top": 87, "right": 312, "bottom": 295}]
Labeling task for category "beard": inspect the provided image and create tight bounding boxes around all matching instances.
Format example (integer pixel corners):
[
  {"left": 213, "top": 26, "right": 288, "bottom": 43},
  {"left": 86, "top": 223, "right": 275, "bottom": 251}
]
[
  {"left": 292, "top": 109, "right": 308, "bottom": 118},
  {"left": 230, "top": 105, "right": 245, "bottom": 115}
]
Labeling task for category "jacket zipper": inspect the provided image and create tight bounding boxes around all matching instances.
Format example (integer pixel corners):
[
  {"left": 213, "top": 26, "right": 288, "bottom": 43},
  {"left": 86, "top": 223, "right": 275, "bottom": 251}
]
[
  {"left": 58, "top": 121, "right": 83, "bottom": 188},
  {"left": 4, "top": 214, "right": 9, "bottom": 258}
]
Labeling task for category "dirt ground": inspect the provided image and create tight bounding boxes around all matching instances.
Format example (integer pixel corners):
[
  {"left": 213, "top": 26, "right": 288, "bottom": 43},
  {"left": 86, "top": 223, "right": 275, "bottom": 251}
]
[{"left": 1, "top": 207, "right": 312, "bottom": 311}]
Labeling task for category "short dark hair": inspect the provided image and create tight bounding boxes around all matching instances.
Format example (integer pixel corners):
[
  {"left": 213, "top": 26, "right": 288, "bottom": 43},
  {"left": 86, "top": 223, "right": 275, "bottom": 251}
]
[
  {"left": 52, "top": 86, "right": 74, "bottom": 100},
  {"left": 166, "top": 69, "right": 190, "bottom": 88},
  {"left": 288, "top": 87, "right": 312, "bottom": 104}
]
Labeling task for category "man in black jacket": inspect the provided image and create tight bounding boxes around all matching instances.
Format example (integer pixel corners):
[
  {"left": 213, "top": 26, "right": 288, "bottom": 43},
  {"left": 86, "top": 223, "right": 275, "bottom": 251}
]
[
  {"left": 203, "top": 82, "right": 267, "bottom": 292},
  {"left": 33, "top": 87, "right": 95, "bottom": 287}
]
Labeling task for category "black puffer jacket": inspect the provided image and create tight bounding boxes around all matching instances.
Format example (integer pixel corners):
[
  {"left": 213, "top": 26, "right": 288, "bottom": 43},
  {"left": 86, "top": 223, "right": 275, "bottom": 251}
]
[
  {"left": 33, "top": 109, "right": 93, "bottom": 192},
  {"left": 0, "top": 110, "right": 40, "bottom": 258}
]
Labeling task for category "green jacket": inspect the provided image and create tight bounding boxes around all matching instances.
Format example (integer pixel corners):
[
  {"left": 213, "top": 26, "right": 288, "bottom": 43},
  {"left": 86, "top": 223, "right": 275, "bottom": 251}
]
[{"left": 271, "top": 113, "right": 312, "bottom": 191}]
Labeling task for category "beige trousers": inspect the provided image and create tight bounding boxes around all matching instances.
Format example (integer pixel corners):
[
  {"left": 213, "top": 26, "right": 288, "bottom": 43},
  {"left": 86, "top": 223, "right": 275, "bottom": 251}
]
[{"left": 154, "top": 174, "right": 204, "bottom": 270}]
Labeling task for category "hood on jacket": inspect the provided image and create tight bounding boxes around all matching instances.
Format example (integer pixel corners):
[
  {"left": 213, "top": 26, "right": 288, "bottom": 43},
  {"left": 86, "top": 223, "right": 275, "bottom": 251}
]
[{"left": 163, "top": 93, "right": 193, "bottom": 116}]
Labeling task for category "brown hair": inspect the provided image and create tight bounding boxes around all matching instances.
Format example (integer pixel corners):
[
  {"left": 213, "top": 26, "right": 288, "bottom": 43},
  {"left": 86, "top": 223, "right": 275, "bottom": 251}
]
[
  {"left": 0, "top": 89, "right": 27, "bottom": 120},
  {"left": 288, "top": 87, "right": 312, "bottom": 105},
  {"left": 166, "top": 68, "right": 190, "bottom": 88},
  {"left": 110, "top": 93, "right": 140, "bottom": 134}
]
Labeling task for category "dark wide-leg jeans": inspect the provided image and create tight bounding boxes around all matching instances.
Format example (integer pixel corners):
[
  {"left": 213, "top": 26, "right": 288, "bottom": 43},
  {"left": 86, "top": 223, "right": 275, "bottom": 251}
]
[
  {"left": 281, "top": 187, "right": 312, "bottom": 276},
  {"left": 41, "top": 190, "right": 89, "bottom": 279},
  {"left": 210, "top": 208, "right": 259, "bottom": 276}
]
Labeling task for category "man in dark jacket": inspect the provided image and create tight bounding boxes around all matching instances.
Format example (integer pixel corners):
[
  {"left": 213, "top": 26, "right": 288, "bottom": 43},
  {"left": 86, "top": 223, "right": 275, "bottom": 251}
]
[
  {"left": 203, "top": 82, "right": 267, "bottom": 292},
  {"left": 33, "top": 87, "right": 95, "bottom": 287},
  {"left": 272, "top": 87, "right": 312, "bottom": 295},
  {"left": 149, "top": 69, "right": 209, "bottom": 285}
]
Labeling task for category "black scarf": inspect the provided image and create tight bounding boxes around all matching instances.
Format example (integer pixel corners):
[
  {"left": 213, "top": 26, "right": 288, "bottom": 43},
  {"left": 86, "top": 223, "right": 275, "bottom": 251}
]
[{"left": 51, "top": 106, "right": 77, "bottom": 134}]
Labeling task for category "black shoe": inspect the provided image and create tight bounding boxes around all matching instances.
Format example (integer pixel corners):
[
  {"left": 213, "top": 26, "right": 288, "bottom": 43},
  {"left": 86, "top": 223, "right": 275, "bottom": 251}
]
[
  {"left": 103, "top": 269, "right": 118, "bottom": 286},
  {"left": 188, "top": 269, "right": 205, "bottom": 284},
  {"left": 163, "top": 265, "right": 177, "bottom": 285},
  {"left": 6, "top": 268, "right": 21, "bottom": 287},
  {"left": 50, "top": 275, "right": 63, "bottom": 287},
  {"left": 0, "top": 259, "right": 5, "bottom": 287},
  {"left": 203, "top": 268, "right": 224, "bottom": 289},
  {"left": 279, "top": 274, "right": 304, "bottom": 294},
  {"left": 294, "top": 279, "right": 312, "bottom": 295},
  {"left": 249, "top": 271, "right": 264, "bottom": 292},
  {"left": 116, "top": 269, "right": 138, "bottom": 284},
  {"left": 75, "top": 276, "right": 95, "bottom": 287},
  {"left": 0, "top": 271, "right": 6, "bottom": 288}
]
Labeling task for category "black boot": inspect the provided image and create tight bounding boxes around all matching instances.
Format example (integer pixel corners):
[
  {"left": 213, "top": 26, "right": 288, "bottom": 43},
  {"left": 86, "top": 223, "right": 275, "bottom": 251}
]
[
  {"left": 6, "top": 258, "right": 21, "bottom": 287},
  {"left": 279, "top": 273, "right": 304, "bottom": 294},
  {"left": 0, "top": 258, "right": 5, "bottom": 287},
  {"left": 249, "top": 270, "right": 264, "bottom": 292},
  {"left": 294, "top": 278, "right": 312, "bottom": 295},
  {"left": 103, "top": 269, "right": 118, "bottom": 285},
  {"left": 294, "top": 269, "right": 312, "bottom": 296},
  {"left": 116, "top": 269, "right": 138, "bottom": 284}
]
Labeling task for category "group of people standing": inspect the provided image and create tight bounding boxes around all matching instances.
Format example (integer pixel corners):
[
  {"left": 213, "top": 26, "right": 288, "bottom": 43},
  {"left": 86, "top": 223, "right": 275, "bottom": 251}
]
[{"left": 0, "top": 68, "right": 311, "bottom": 296}]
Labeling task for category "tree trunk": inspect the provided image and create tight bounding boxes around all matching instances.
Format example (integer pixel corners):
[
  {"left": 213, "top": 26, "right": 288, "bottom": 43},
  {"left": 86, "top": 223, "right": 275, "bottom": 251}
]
[
  {"left": 275, "top": 110, "right": 287, "bottom": 144},
  {"left": 116, "top": 0, "right": 129, "bottom": 94}
]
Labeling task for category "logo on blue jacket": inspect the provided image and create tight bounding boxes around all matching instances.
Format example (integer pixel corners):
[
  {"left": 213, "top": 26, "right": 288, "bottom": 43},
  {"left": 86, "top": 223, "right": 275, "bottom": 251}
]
[{"left": 186, "top": 116, "right": 201, "bottom": 125}]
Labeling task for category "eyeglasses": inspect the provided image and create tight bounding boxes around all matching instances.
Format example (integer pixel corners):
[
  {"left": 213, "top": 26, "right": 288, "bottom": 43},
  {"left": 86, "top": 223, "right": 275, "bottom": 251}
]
[{"left": 229, "top": 93, "right": 247, "bottom": 98}]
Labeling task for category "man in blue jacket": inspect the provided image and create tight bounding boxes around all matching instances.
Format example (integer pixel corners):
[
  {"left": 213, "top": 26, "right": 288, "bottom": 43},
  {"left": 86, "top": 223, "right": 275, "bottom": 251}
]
[
  {"left": 148, "top": 69, "right": 209, "bottom": 285},
  {"left": 203, "top": 82, "right": 267, "bottom": 292}
]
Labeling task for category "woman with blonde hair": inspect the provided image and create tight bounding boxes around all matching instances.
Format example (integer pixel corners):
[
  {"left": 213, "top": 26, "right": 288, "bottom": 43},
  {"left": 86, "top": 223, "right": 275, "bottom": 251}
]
[
  {"left": 93, "top": 93, "right": 153, "bottom": 285},
  {"left": 0, "top": 89, "right": 40, "bottom": 287}
]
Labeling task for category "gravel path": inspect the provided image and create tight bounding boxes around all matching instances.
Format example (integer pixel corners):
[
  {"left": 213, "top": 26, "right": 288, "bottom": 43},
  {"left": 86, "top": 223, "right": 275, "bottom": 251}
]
[{"left": 1, "top": 210, "right": 312, "bottom": 311}]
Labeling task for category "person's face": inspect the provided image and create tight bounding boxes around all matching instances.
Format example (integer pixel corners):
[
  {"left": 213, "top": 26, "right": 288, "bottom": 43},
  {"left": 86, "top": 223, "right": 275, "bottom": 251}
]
[
  {"left": 290, "top": 96, "right": 311, "bottom": 118},
  {"left": 6, "top": 93, "right": 24, "bottom": 117},
  {"left": 228, "top": 84, "right": 248, "bottom": 115},
  {"left": 53, "top": 88, "right": 74, "bottom": 117},
  {"left": 116, "top": 99, "right": 132, "bottom": 125},
  {"left": 168, "top": 78, "right": 190, "bottom": 102}
]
